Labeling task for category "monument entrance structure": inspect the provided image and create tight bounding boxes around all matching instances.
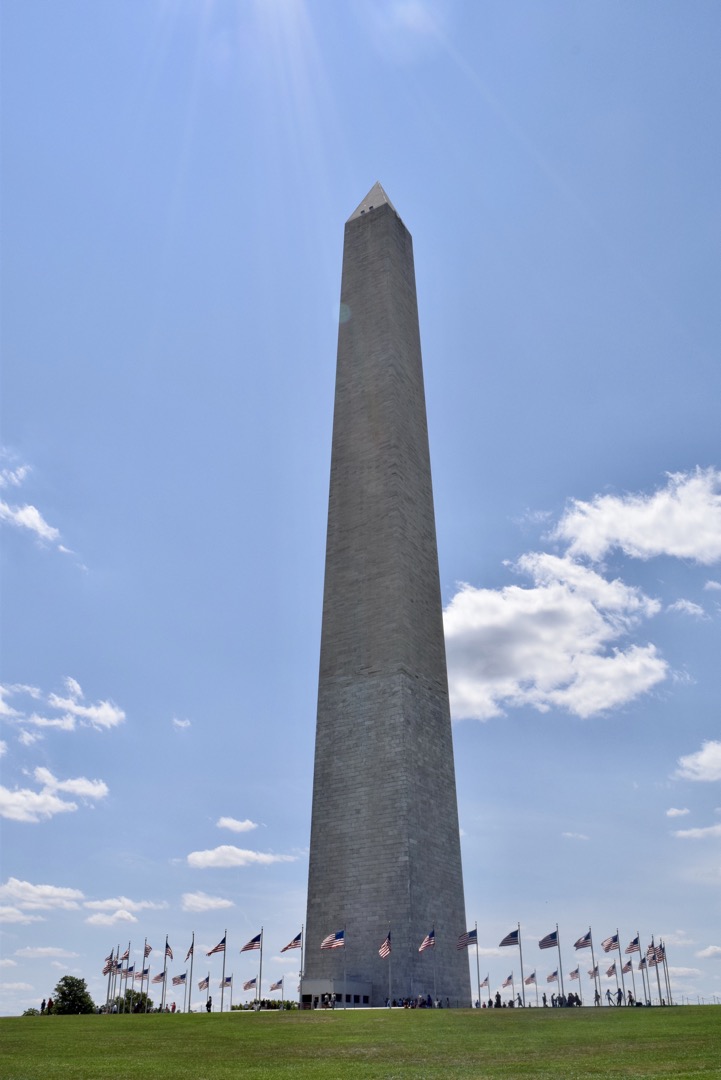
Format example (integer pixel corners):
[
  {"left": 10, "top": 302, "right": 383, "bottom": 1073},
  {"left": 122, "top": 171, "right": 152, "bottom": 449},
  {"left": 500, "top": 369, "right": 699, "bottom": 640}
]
[{"left": 303, "top": 184, "right": 471, "bottom": 1008}]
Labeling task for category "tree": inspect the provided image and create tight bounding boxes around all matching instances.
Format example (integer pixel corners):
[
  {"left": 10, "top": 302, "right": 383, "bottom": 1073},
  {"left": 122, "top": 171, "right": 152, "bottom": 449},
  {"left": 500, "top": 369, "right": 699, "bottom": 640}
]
[
  {"left": 52, "top": 975, "right": 96, "bottom": 1015},
  {"left": 112, "top": 988, "right": 154, "bottom": 1013}
]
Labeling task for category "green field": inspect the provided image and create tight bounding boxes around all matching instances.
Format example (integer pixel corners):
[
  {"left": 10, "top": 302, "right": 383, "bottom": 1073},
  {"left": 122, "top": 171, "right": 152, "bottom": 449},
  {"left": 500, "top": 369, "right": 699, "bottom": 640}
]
[{"left": 2, "top": 1007, "right": 719, "bottom": 1080}]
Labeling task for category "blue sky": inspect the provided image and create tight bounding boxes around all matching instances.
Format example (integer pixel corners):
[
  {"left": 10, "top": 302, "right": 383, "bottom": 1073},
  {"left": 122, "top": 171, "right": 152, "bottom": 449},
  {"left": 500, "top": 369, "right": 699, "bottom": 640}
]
[{"left": 1, "top": 0, "right": 720, "bottom": 1013}]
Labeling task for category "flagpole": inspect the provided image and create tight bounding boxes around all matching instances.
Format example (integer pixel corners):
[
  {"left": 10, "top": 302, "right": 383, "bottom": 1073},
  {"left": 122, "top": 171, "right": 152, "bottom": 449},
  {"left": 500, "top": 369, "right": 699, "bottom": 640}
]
[
  {"left": 188, "top": 933, "right": 194, "bottom": 1014},
  {"left": 535, "top": 977, "right": 539, "bottom": 1006},
  {"left": 517, "top": 923, "right": 526, "bottom": 1006},
  {"left": 162, "top": 936, "right": 169, "bottom": 1011},
  {"left": 616, "top": 929, "right": 626, "bottom": 1004},
  {"left": 206, "top": 972, "right": 210, "bottom": 1009},
  {"left": 474, "top": 922, "right": 481, "bottom": 1009},
  {"left": 299, "top": 924, "right": 304, "bottom": 1008},
  {"left": 589, "top": 928, "right": 600, "bottom": 1005},
  {"left": 625, "top": 938, "right": 638, "bottom": 1004},
  {"left": 183, "top": 976, "right": 187, "bottom": 1014},
  {"left": 388, "top": 925, "right": 392, "bottom": 1005},
  {"left": 343, "top": 925, "right": 347, "bottom": 1011},
  {"left": 432, "top": 925, "right": 437, "bottom": 1003},
  {"left": 650, "top": 936, "right": 663, "bottom": 1005},
  {"left": 220, "top": 930, "right": 228, "bottom": 1013},
  {"left": 555, "top": 925, "right": 564, "bottom": 999},
  {"left": 661, "top": 941, "right": 673, "bottom": 1005},
  {"left": 258, "top": 927, "right": 263, "bottom": 1005},
  {"left": 145, "top": 963, "right": 152, "bottom": 1013},
  {"left": 638, "top": 932, "right": 650, "bottom": 1004}
]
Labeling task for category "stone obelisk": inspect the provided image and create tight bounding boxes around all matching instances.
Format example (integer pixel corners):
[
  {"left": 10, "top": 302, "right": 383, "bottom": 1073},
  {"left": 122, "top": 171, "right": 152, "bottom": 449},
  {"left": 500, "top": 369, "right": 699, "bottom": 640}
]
[{"left": 304, "top": 183, "right": 470, "bottom": 1007}]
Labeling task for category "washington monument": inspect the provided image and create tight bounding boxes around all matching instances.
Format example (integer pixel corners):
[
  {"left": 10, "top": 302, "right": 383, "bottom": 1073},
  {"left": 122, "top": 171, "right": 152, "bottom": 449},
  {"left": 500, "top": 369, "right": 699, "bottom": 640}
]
[{"left": 304, "top": 183, "right": 470, "bottom": 1007}]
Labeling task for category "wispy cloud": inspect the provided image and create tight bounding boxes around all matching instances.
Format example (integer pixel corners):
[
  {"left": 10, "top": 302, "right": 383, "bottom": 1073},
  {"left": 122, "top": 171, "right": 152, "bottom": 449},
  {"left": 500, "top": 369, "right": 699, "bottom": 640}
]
[
  {"left": 216, "top": 817, "right": 258, "bottom": 833},
  {"left": 562, "top": 832, "right": 589, "bottom": 841},
  {"left": 695, "top": 945, "right": 721, "bottom": 959},
  {"left": 0, "top": 454, "right": 64, "bottom": 548},
  {"left": 672, "top": 823, "right": 721, "bottom": 840},
  {"left": 675, "top": 740, "right": 721, "bottom": 782},
  {"left": 181, "top": 891, "right": 234, "bottom": 913},
  {"left": 187, "top": 845, "right": 297, "bottom": 869},
  {"left": 667, "top": 599, "right": 706, "bottom": 618},
  {"left": 665, "top": 807, "right": 690, "bottom": 817},
  {"left": 86, "top": 910, "right": 138, "bottom": 927},
  {"left": 15, "top": 947, "right": 78, "bottom": 959},
  {"left": 172, "top": 717, "right": 191, "bottom": 730}
]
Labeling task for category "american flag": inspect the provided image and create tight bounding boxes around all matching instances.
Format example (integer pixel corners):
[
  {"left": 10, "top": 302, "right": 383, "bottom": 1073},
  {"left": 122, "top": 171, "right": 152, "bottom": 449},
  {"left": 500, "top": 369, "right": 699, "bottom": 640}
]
[
  {"left": 243, "top": 977, "right": 256, "bottom": 991},
  {"left": 502, "top": 973, "right": 513, "bottom": 988},
  {"left": 480, "top": 974, "right": 489, "bottom": 989},
  {"left": 321, "top": 930, "right": 345, "bottom": 950},
  {"left": 646, "top": 943, "right": 657, "bottom": 959},
  {"left": 185, "top": 941, "right": 194, "bottom": 962},
  {"left": 152, "top": 972, "right": 166, "bottom": 984},
  {"left": 601, "top": 935, "right": 619, "bottom": 953},
  {"left": 656, "top": 944, "right": 666, "bottom": 962},
  {"left": 270, "top": 978, "right": 283, "bottom": 992},
  {"left": 588, "top": 966, "right": 598, "bottom": 978},
  {"left": 221, "top": 976, "right": 233, "bottom": 987},
  {"left": 524, "top": 972, "right": 536, "bottom": 986},
  {"left": 281, "top": 932, "right": 302, "bottom": 953},
  {"left": 207, "top": 936, "right": 226, "bottom": 956},
  {"left": 499, "top": 929, "right": 519, "bottom": 947},
  {"left": 102, "top": 961, "right": 112, "bottom": 975},
  {"left": 418, "top": 929, "right": 435, "bottom": 953},
  {"left": 639, "top": 957, "right": 647, "bottom": 970},
  {"left": 606, "top": 962, "right": 616, "bottom": 977},
  {"left": 120, "top": 948, "right": 130, "bottom": 961},
  {"left": 165, "top": 941, "right": 173, "bottom": 960},
  {"left": 539, "top": 931, "right": 558, "bottom": 950},
  {"left": 547, "top": 971, "right": 558, "bottom": 983},
  {"left": 574, "top": 930, "right": 592, "bottom": 950},
  {"left": 569, "top": 968, "right": 580, "bottom": 981},
  {"left": 134, "top": 968, "right": 149, "bottom": 981},
  {"left": 104, "top": 950, "right": 115, "bottom": 963},
  {"left": 124, "top": 965, "right": 134, "bottom": 978},
  {"left": 241, "top": 933, "right": 262, "bottom": 953},
  {"left": 379, "top": 932, "right": 391, "bottom": 959},
  {"left": 172, "top": 973, "right": 187, "bottom": 986},
  {"left": 198, "top": 976, "right": 209, "bottom": 991},
  {"left": 144, "top": 943, "right": 153, "bottom": 957},
  {"left": 625, "top": 935, "right": 640, "bottom": 954},
  {"left": 622, "top": 960, "right": 632, "bottom": 974},
  {"left": 457, "top": 929, "right": 477, "bottom": 950}
]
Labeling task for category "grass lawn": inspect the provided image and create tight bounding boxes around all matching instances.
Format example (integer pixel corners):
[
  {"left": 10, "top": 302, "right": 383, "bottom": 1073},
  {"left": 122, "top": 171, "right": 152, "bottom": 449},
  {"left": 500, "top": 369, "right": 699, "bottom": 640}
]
[{"left": 2, "top": 1006, "right": 719, "bottom": 1080}]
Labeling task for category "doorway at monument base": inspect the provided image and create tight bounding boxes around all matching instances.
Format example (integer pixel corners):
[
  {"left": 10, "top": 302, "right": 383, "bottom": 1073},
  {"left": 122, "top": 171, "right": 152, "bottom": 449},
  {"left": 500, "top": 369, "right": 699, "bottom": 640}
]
[{"left": 300, "top": 978, "right": 372, "bottom": 1010}]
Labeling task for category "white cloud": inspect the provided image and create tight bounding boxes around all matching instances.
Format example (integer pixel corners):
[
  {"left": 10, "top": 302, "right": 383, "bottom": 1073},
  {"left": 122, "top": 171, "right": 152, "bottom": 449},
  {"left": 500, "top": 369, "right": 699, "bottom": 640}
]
[
  {"left": 704, "top": 580, "right": 721, "bottom": 591},
  {"left": 667, "top": 599, "right": 706, "bottom": 618},
  {"left": 83, "top": 896, "right": 166, "bottom": 913},
  {"left": 675, "top": 740, "right": 721, "bottom": 782},
  {"left": 672, "top": 823, "right": 721, "bottom": 840},
  {"left": 562, "top": 832, "right": 589, "bottom": 841},
  {"left": 444, "top": 554, "right": 666, "bottom": 720},
  {"left": 695, "top": 945, "right": 721, "bottom": 959},
  {"left": 3, "top": 679, "right": 125, "bottom": 734},
  {"left": 666, "top": 807, "right": 690, "bottom": 817},
  {"left": 0, "top": 959, "right": 17, "bottom": 968},
  {"left": 668, "top": 966, "right": 702, "bottom": 978},
  {"left": 216, "top": 817, "right": 258, "bottom": 833},
  {"left": 0, "top": 878, "right": 84, "bottom": 911},
  {"left": 0, "top": 907, "right": 44, "bottom": 924},
  {"left": 0, "top": 499, "right": 60, "bottom": 543},
  {"left": 181, "top": 891, "right": 234, "bottom": 913},
  {"left": 0, "top": 766, "right": 108, "bottom": 823},
  {"left": 187, "top": 845, "right": 297, "bottom": 869},
  {"left": 18, "top": 731, "right": 42, "bottom": 746},
  {"left": 1, "top": 982, "right": 34, "bottom": 992},
  {"left": 0, "top": 740, "right": 6, "bottom": 757},
  {"left": 0, "top": 463, "right": 30, "bottom": 488},
  {"left": 553, "top": 468, "right": 721, "bottom": 564},
  {"left": 172, "top": 717, "right": 191, "bottom": 730},
  {"left": 86, "top": 910, "right": 138, "bottom": 927},
  {"left": 15, "top": 947, "right": 78, "bottom": 959}
]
